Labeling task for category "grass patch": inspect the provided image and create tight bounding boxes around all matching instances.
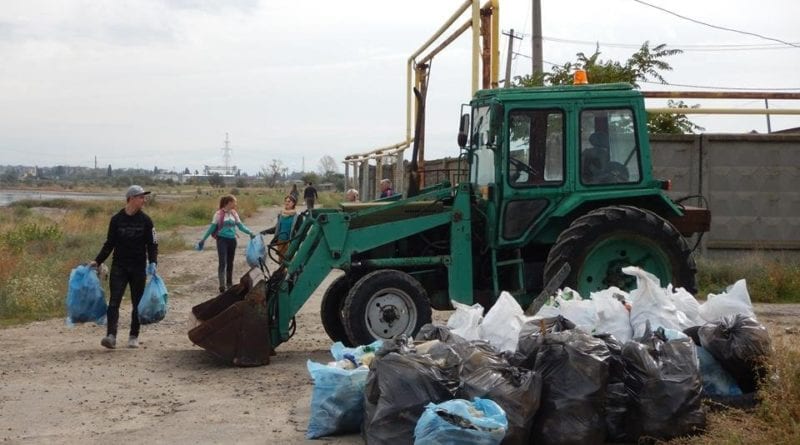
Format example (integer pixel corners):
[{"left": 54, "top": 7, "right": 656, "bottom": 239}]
[
  {"left": 668, "top": 335, "right": 800, "bottom": 445},
  {"left": 696, "top": 252, "right": 800, "bottom": 303}
]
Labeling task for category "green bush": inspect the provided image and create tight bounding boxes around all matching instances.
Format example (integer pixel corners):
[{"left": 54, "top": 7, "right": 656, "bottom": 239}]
[{"left": 1, "top": 223, "right": 62, "bottom": 251}]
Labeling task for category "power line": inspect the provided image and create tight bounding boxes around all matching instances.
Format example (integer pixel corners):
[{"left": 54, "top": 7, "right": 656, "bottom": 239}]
[
  {"left": 632, "top": 0, "right": 800, "bottom": 48},
  {"left": 543, "top": 36, "right": 800, "bottom": 52}
]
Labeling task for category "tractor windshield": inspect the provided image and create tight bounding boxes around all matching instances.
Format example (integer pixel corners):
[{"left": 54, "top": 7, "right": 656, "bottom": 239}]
[
  {"left": 579, "top": 108, "right": 642, "bottom": 185},
  {"left": 469, "top": 105, "right": 495, "bottom": 186}
]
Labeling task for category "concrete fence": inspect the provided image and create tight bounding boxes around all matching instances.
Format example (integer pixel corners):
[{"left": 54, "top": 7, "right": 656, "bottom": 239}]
[{"left": 652, "top": 133, "right": 800, "bottom": 250}]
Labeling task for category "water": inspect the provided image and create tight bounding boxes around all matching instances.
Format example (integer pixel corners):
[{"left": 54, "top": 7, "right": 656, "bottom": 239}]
[{"left": 0, "top": 189, "right": 121, "bottom": 207}]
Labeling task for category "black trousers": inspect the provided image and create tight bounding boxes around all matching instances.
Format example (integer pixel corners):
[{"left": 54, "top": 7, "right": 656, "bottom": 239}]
[
  {"left": 107, "top": 263, "right": 146, "bottom": 338},
  {"left": 216, "top": 236, "right": 237, "bottom": 289}
]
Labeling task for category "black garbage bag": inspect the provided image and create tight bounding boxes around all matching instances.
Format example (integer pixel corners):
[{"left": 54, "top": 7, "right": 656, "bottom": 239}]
[
  {"left": 531, "top": 330, "right": 610, "bottom": 445},
  {"left": 516, "top": 316, "right": 576, "bottom": 370},
  {"left": 591, "top": 333, "right": 629, "bottom": 442},
  {"left": 363, "top": 350, "right": 460, "bottom": 445},
  {"left": 698, "top": 314, "right": 771, "bottom": 393},
  {"left": 604, "top": 382, "right": 629, "bottom": 443},
  {"left": 459, "top": 344, "right": 543, "bottom": 445},
  {"left": 622, "top": 326, "right": 706, "bottom": 441},
  {"left": 416, "top": 323, "right": 467, "bottom": 344}
]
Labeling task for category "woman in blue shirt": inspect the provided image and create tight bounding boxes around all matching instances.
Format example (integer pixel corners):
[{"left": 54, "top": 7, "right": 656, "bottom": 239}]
[
  {"left": 261, "top": 195, "right": 301, "bottom": 261},
  {"left": 197, "top": 195, "right": 255, "bottom": 292}
]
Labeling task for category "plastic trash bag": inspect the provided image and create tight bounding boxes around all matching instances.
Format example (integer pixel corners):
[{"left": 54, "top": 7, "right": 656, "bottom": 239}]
[
  {"left": 698, "top": 314, "right": 770, "bottom": 393},
  {"left": 695, "top": 345, "right": 743, "bottom": 397},
  {"left": 480, "top": 291, "right": 525, "bottom": 353},
  {"left": 306, "top": 360, "right": 369, "bottom": 439},
  {"left": 363, "top": 350, "right": 460, "bottom": 444},
  {"left": 591, "top": 288, "right": 633, "bottom": 343},
  {"left": 65, "top": 265, "right": 107, "bottom": 326},
  {"left": 516, "top": 316, "right": 576, "bottom": 370},
  {"left": 245, "top": 235, "right": 266, "bottom": 268},
  {"left": 138, "top": 273, "right": 168, "bottom": 324},
  {"left": 622, "top": 325, "right": 705, "bottom": 441},
  {"left": 531, "top": 330, "right": 611, "bottom": 445},
  {"left": 698, "top": 279, "right": 756, "bottom": 322},
  {"left": 668, "top": 284, "right": 704, "bottom": 326},
  {"left": 447, "top": 301, "right": 484, "bottom": 341},
  {"left": 624, "top": 266, "right": 694, "bottom": 337},
  {"left": 553, "top": 288, "right": 598, "bottom": 332},
  {"left": 414, "top": 398, "right": 508, "bottom": 445},
  {"left": 460, "top": 357, "right": 542, "bottom": 445}
]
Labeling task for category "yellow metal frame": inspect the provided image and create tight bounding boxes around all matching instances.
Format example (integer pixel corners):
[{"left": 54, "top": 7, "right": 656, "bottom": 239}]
[{"left": 345, "top": 0, "right": 498, "bottom": 164}]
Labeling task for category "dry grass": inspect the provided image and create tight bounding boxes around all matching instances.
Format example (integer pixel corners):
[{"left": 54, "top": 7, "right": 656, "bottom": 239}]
[{"left": 696, "top": 252, "right": 800, "bottom": 303}]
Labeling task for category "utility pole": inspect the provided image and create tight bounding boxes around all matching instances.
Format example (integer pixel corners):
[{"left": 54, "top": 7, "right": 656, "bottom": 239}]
[
  {"left": 221, "top": 133, "right": 232, "bottom": 174},
  {"left": 765, "top": 99, "right": 772, "bottom": 133},
  {"left": 503, "top": 29, "right": 523, "bottom": 87},
  {"left": 531, "top": 0, "right": 543, "bottom": 84}
]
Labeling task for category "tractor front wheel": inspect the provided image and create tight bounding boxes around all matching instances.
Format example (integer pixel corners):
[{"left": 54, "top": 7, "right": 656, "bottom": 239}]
[
  {"left": 320, "top": 275, "right": 352, "bottom": 346},
  {"left": 342, "top": 269, "right": 432, "bottom": 346},
  {"left": 543, "top": 205, "right": 697, "bottom": 297}
]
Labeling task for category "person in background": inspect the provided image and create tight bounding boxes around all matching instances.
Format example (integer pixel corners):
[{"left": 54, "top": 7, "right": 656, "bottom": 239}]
[
  {"left": 89, "top": 185, "right": 158, "bottom": 350},
  {"left": 196, "top": 195, "right": 255, "bottom": 293},
  {"left": 289, "top": 183, "right": 300, "bottom": 202},
  {"left": 345, "top": 188, "right": 359, "bottom": 202},
  {"left": 379, "top": 179, "right": 395, "bottom": 198},
  {"left": 303, "top": 182, "right": 318, "bottom": 210},
  {"left": 261, "top": 195, "right": 302, "bottom": 261}
]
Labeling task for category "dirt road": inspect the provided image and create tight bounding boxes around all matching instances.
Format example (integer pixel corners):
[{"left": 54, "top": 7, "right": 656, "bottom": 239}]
[{"left": 1, "top": 206, "right": 797, "bottom": 444}]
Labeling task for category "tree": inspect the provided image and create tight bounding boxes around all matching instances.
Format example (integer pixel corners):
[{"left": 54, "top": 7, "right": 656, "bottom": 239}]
[
  {"left": 261, "top": 159, "right": 287, "bottom": 187},
  {"left": 107, "top": 164, "right": 112, "bottom": 177},
  {"left": 318, "top": 155, "right": 338, "bottom": 176},
  {"left": 649, "top": 100, "right": 705, "bottom": 134},
  {"left": 513, "top": 42, "right": 702, "bottom": 134}
]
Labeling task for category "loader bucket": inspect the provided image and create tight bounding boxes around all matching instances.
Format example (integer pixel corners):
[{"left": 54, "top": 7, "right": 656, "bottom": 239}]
[{"left": 188, "top": 273, "right": 272, "bottom": 366}]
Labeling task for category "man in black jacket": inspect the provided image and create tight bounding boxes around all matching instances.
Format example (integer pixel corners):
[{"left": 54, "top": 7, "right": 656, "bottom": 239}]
[
  {"left": 90, "top": 185, "right": 158, "bottom": 349},
  {"left": 303, "top": 182, "right": 318, "bottom": 210}
]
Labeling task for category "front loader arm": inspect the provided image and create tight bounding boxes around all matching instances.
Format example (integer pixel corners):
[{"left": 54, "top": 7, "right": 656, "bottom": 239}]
[{"left": 270, "top": 194, "right": 458, "bottom": 348}]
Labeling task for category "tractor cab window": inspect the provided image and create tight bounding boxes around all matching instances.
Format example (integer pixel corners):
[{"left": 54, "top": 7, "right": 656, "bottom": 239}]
[
  {"left": 580, "top": 109, "right": 641, "bottom": 185},
  {"left": 470, "top": 105, "right": 496, "bottom": 186},
  {"left": 508, "top": 109, "right": 564, "bottom": 186}
]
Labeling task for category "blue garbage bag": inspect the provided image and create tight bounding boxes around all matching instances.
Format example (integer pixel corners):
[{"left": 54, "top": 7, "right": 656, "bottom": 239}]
[
  {"left": 330, "top": 339, "right": 383, "bottom": 362},
  {"left": 306, "top": 360, "right": 369, "bottom": 439},
  {"left": 65, "top": 265, "right": 107, "bottom": 326},
  {"left": 246, "top": 235, "right": 266, "bottom": 268},
  {"left": 138, "top": 273, "right": 168, "bottom": 324},
  {"left": 414, "top": 398, "right": 508, "bottom": 445},
  {"left": 696, "top": 346, "right": 743, "bottom": 397}
]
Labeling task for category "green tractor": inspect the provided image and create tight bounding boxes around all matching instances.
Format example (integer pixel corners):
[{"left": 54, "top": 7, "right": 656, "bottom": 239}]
[{"left": 189, "top": 82, "right": 710, "bottom": 365}]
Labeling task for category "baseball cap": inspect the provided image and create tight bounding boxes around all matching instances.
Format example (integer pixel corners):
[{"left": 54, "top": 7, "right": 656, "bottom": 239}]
[{"left": 125, "top": 185, "right": 151, "bottom": 199}]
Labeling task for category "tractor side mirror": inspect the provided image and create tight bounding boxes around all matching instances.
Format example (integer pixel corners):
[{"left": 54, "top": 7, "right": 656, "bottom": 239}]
[
  {"left": 488, "top": 103, "right": 504, "bottom": 145},
  {"left": 457, "top": 113, "right": 470, "bottom": 148}
]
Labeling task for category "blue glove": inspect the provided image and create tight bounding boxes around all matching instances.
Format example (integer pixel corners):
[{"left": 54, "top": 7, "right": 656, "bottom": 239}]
[
  {"left": 196, "top": 240, "right": 205, "bottom": 251},
  {"left": 147, "top": 262, "right": 157, "bottom": 276}
]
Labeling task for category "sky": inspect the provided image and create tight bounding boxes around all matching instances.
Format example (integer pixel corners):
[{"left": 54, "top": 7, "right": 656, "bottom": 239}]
[{"left": 1, "top": 0, "right": 798, "bottom": 175}]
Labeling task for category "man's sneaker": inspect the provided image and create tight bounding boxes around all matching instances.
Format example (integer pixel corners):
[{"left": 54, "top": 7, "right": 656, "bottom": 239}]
[
  {"left": 128, "top": 336, "right": 139, "bottom": 348},
  {"left": 101, "top": 334, "right": 116, "bottom": 349}
]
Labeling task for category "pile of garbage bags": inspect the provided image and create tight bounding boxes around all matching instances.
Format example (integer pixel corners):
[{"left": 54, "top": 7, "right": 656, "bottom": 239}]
[{"left": 305, "top": 267, "right": 772, "bottom": 443}]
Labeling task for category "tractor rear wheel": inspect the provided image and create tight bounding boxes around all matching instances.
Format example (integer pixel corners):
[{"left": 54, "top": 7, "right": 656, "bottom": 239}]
[
  {"left": 342, "top": 269, "right": 432, "bottom": 346},
  {"left": 320, "top": 275, "right": 352, "bottom": 346},
  {"left": 543, "top": 205, "right": 697, "bottom": 296}
]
